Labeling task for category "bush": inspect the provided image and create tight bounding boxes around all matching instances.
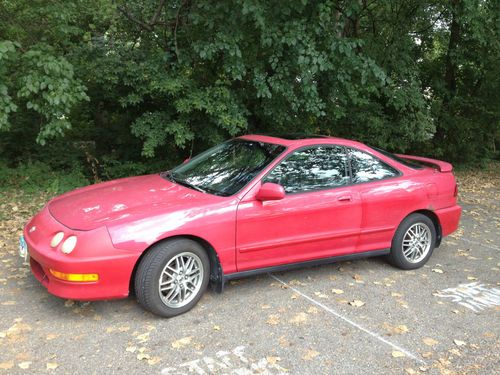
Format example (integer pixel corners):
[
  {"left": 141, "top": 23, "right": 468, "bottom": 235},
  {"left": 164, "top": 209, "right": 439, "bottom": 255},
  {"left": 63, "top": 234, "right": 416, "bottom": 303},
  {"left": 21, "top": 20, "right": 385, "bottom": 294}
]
[{"left": 0, "top": 160, "right": 89, "bottom": 194}]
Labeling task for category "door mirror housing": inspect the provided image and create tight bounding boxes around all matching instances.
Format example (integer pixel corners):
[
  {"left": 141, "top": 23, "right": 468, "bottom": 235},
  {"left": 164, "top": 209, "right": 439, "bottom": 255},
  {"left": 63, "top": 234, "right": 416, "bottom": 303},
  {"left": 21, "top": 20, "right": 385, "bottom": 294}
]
[{"left": 255, "top": 182, "right": 285, "bottom": 201}]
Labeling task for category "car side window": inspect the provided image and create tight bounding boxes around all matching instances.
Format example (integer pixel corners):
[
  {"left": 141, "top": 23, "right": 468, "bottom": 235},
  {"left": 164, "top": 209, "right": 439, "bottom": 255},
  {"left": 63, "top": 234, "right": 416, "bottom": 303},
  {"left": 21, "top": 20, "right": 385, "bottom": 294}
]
[
  {"left": 264, "top": 146, "right": 349, "bottom": 194},
  {"left": 349, "top": 148, "right": 399, "bottom": 183}
]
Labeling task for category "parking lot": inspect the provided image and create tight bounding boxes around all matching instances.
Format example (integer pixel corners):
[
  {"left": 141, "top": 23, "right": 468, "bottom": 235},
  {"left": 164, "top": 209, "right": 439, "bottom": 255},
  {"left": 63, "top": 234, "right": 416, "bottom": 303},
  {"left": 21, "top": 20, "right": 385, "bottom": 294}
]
[{"left": 0, "top": 168, "right": 498, "bottom": 374}]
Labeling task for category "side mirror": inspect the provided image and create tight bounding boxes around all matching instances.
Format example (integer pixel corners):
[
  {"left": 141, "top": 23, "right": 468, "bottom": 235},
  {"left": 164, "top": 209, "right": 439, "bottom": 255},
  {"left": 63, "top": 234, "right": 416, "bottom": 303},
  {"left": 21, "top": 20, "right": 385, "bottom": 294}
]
[{"left": 255, "top": 182, "right": 285, "bottom": 201}]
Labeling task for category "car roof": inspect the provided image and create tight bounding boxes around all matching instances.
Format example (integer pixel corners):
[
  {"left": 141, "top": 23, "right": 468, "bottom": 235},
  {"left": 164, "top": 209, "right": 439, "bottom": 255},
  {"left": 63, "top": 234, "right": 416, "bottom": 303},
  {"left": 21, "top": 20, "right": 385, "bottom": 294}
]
[{"left": 238, "top": 134, "right": 367, "bottom": 149}]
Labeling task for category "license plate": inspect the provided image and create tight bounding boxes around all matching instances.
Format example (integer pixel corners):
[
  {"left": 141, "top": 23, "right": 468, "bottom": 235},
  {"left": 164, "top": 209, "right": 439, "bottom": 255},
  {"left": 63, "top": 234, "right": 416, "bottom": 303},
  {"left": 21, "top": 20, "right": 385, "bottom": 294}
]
[{"left": 19, "top": 235, "right": 28, "bottom": 262}]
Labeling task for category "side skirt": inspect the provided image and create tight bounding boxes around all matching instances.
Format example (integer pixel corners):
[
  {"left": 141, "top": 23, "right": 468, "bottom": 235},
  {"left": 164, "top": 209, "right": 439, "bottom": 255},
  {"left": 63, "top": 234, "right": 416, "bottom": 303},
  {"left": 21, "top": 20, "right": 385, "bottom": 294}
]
[{"left": 212, "top": 249, "right": 390, "bottom": 293}]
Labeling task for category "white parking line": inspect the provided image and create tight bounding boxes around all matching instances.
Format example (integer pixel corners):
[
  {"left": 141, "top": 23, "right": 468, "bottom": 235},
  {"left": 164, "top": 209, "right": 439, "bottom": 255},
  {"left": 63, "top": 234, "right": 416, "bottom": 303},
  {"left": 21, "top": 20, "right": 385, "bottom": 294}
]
[{"left": 269, "top": 274, "right": 426, "bottom": 365}]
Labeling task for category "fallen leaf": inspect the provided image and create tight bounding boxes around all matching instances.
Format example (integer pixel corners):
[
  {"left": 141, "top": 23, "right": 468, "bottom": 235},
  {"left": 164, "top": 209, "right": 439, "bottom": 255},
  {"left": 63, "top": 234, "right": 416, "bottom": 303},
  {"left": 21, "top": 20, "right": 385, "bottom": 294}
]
[
  {"left": 353, "top": 274, "right": 362, "bottom": 281},
  {"left": 453, "top": 339, "right": 466, "bottom": 347},
  {"left": 349, "top": 300, "right": 365, "bottom": 307},
  {"left": 213, "top": 325, "right": 221, "bottom": 331},
  {"left": 392, "top": 351, "right": 405, "bottom": 358},
  {"left": 421, "top": 352, "right": 433, "bottom": 358},
  {"left": 331, "top": 289, "right": 344, "bottom": 294},
  {"left": 266, "top": 314, "right": 280, "bottom": 325},
  {"left": 422, "top": 337, "right": 439, "bottom": 346},
  {"left": 289, "top": 312, "right": 308, "bottom": 325},
  {"left": 266, "top": 356, "right": 281, "bottom": 365},
  {"left": 18, "top": 361, "right": 31, "bottom": 369},
  {"left": 46, "top": 334, "right": 58, "bottom": 341},
  {"left": 405, "top": 369, "right": 417, "bottom": 374},
  {"left": 431, "top": 268, "right": 444, "bottom": 274},
  {"left": 137, "top": 353, "right": 150, "bottom": 361},
  {"left": 64, "top": 300, "right": 75, "bottom": 307},
  {"left": 1, "top": 301, "right": 16, "bottom": 306},
  {"left": 171, "top": 336, "right": 192, "bottom": 349},
  {"left": 467, "top": 276, "right": 478, "bottom": 281},
  {"left": 136, "top": 332, "right": 150, "bottom": 343},
  {"left": 314, "top": 291, "right": 328, "bottom": 299},
  {"left": 307, "top": 306, "right": 319, "bottom": 314},
  {"left": 0, "top": 362, "right": 14, "bottom": 370},
  {"left": 147, "top": 357, "right": 161, "bottom": 365},
  {"left": 46, "top": 363, "right": 58, "bottom": 370},
  {"left": 302, "top": 349, "right": 319, "bottom": 361},
  {"left": 126, "top": 346, "right": 137, "bottom": 353}
]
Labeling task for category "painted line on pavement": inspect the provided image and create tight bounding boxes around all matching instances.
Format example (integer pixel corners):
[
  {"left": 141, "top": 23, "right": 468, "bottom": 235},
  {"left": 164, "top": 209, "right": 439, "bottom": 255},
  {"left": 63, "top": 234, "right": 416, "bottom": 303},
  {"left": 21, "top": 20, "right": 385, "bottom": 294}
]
[{"left": 269, "top": 273, "right": 426, "bottom": 365}]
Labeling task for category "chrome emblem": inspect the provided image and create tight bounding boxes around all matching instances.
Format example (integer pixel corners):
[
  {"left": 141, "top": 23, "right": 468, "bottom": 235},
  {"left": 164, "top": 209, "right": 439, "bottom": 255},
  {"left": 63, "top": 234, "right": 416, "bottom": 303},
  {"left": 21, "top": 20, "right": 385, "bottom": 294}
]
[{"left": 29, "top": 226, "right": 36, "bottom": 233}]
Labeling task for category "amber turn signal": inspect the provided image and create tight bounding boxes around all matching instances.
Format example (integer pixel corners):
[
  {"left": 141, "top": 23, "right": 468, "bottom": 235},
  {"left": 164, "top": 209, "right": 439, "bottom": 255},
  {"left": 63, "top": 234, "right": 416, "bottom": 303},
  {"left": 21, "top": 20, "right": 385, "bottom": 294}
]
[{"left": 49, "top": 269, "right": 99, "bottom": 282}]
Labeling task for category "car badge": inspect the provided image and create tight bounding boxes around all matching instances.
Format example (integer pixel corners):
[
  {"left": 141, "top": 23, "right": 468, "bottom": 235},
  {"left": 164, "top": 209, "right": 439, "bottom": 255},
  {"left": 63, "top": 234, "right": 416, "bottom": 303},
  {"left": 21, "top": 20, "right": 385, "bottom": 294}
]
[{"left": 29, "top": 226, "right": 36, "bottom": 233}]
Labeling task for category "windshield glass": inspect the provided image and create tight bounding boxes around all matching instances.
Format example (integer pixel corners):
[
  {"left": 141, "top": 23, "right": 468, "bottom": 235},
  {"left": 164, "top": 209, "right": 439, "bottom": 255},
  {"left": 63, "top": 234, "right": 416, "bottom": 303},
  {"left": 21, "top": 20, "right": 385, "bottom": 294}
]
[{"left": 165, "top": 139, "right": 286, "bottom": 196}]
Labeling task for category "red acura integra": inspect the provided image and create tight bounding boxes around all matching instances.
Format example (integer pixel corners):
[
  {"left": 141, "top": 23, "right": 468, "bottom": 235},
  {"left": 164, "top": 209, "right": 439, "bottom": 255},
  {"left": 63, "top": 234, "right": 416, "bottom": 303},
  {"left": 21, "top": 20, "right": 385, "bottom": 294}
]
[{"left": 20, "top": 135, "right": 461, "bottom": 317}]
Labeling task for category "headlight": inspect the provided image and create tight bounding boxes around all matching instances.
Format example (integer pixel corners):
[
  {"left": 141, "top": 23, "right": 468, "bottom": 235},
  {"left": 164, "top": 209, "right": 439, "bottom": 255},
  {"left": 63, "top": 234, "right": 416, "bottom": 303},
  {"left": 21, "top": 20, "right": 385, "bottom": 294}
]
[
  {"left": 50, "top": 232, "right": 65, "bottom": 248},
  {"left": 61, "top": 236, "right": 77, "bottom": 254}
]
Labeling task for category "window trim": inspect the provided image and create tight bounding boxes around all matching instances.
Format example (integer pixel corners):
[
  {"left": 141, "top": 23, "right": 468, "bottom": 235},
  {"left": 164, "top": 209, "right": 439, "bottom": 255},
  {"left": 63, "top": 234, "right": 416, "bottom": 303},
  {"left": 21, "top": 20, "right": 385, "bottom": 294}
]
[
  {"left": 262, "top": 144, "right": 350, "bottom": 195},
  {"left": 346, "top": 146, "right": 403, "bottom": 185}
]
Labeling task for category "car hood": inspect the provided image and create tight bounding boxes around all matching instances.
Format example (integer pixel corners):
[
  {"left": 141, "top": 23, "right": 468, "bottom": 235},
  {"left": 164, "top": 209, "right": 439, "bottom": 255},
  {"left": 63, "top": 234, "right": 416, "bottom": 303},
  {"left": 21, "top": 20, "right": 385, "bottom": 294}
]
[{"left": 48, "top": 174, "right": 218, "bottom": 231}]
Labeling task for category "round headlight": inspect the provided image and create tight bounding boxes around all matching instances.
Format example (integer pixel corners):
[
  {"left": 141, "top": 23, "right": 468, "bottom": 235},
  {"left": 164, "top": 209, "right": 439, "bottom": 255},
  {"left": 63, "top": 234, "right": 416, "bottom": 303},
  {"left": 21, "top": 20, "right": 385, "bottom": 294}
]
[
  {"left": 61, "top": 236, "right": 77, "bottom": 254},
  {"left": 50, "top": 232, "right": 65, "bottom": 248}
]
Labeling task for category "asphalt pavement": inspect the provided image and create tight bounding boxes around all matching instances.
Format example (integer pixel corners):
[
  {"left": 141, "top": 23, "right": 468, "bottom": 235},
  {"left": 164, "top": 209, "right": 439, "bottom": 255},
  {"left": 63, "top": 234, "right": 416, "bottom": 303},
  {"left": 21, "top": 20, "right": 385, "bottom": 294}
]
[{"left": 0, "top": 179, "right": 498, "bottom": 374}]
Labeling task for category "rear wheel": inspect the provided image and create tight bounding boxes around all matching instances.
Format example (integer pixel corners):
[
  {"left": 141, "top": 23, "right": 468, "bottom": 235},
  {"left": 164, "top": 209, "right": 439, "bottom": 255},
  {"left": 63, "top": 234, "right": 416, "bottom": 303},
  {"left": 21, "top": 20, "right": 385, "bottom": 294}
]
[
  {"left": 134, "top": 239, "right": 210, "bottom": 317},
  {"left": 387, "top": 213, "right": 436, "bottom": 270}
]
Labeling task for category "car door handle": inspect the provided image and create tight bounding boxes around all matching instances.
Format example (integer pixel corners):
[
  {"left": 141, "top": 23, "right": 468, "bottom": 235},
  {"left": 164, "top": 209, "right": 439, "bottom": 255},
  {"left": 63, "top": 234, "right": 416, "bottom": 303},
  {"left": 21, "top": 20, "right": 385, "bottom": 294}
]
[{"left": 338, "top": 195, "right": 352, "bottom": 202}]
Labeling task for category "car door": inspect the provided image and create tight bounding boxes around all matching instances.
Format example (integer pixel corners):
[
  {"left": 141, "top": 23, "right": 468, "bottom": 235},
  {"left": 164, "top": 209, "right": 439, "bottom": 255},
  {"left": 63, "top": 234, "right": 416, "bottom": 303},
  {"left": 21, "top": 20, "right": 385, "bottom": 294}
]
[
  {"left": 235, "top": 145, "right": 362, "bottom": 271},
  {"left": 347, "top": 147, "right": 414, "bottom": 253}
]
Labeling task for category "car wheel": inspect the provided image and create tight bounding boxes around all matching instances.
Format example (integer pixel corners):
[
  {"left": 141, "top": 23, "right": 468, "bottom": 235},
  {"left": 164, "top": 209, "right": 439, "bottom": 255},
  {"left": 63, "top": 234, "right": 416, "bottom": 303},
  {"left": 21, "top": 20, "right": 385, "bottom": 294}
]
[
  {"left": 387, "top": 213, "right": 436, "bottom": 270},
  {"left": 134, "top": 239, "right": 210, "bottom": 317}
]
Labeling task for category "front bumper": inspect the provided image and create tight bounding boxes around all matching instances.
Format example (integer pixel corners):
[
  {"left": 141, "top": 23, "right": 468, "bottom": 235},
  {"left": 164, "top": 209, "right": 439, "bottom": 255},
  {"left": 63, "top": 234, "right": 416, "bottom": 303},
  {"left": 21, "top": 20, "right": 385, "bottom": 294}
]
[{"left": 24, "top": 206, "right": 139, "bottom": 301}]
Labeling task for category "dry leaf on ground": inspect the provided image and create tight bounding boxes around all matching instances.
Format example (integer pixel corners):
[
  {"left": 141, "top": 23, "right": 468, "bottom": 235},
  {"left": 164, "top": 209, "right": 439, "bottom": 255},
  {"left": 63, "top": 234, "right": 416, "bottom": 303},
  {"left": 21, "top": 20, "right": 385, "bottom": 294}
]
[
  {"left": 422, "top": 337, "right": 439, "bottom": 346},
  {"left": 171, "top": 336, "right": 193, "bottom": 349},
  {"left": 349, "top": 300, "right": 365, "bottom": 307},
  {"left": 303, "top": 349, "right": 319, "bottom": 360}
]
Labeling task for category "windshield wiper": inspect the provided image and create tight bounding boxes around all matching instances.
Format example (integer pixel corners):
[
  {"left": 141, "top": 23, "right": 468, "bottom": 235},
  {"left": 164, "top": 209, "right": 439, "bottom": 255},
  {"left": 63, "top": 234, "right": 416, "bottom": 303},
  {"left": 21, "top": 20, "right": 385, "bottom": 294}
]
[{"left": 162, "top": 171, "right": 208, "bottom": 194}]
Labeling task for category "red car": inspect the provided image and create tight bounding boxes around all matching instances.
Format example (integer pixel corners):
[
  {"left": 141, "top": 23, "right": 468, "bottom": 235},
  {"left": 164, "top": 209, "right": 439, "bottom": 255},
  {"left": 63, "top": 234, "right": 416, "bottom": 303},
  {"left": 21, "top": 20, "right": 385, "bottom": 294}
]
[{"left": 20, "top": 135, "right": 461, "bottom": 317}]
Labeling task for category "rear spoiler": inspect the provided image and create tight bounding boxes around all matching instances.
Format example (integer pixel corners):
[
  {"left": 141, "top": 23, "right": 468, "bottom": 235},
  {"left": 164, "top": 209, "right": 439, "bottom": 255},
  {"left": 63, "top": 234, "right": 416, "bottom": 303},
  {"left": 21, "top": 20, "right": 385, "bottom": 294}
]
[{"left": 395, "top": 154, "right": 453, "bottom": 172}]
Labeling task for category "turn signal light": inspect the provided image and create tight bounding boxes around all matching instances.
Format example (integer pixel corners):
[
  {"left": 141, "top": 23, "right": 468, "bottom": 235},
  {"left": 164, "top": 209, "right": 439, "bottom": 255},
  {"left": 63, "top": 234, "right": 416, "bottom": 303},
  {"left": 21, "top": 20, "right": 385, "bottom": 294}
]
[{"left": 49, "top": 269, "right": 99, "bottom": 282}]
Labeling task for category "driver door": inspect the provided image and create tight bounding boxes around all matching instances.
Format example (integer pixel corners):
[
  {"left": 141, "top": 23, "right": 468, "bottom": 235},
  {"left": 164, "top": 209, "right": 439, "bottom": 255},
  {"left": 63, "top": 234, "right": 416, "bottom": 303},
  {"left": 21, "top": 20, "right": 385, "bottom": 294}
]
[{"left": 235, "top": 145, "right": 362, "bottom": 271}]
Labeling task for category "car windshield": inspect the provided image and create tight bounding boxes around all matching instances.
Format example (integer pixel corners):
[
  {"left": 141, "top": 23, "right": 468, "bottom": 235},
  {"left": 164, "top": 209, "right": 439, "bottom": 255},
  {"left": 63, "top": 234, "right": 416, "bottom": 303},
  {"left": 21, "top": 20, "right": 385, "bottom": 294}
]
[{"left": 164, "top": 139, "right": 286, "bottom": 196}]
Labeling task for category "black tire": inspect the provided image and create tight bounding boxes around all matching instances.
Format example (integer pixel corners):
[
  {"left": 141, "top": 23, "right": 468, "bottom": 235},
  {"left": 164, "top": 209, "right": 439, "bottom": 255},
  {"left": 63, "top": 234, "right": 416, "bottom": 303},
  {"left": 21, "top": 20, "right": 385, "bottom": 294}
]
[
  {"left": 134, "top": 238, "right": 210, "bottom": 317},
  {"left": 387, "top": 213, "right": 437, "bottom": 270}
]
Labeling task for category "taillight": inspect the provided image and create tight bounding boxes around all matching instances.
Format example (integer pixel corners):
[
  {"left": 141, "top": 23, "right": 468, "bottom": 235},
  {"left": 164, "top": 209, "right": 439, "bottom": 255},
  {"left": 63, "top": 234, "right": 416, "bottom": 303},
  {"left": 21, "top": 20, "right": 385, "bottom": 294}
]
[{"left": 453, "top": 184, "right": 458, "bottom": 197}]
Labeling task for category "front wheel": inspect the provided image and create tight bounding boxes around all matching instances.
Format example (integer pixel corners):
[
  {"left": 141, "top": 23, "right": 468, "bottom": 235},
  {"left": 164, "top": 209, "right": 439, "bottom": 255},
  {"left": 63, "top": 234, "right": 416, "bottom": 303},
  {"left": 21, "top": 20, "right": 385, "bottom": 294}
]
[
  {"left": 134, "top": 239, "right": 210, "bottom": 317},
  {"left": 387, "top": 213, "right": 436, "bottom": 270}
]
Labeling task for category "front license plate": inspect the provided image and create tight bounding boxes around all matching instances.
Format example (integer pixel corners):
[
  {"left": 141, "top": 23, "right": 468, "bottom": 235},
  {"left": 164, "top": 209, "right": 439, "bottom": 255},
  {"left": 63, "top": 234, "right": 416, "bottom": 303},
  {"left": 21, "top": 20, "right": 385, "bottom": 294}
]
[{"left": 19, "top": 235, "right": 28, "bottom": 262}]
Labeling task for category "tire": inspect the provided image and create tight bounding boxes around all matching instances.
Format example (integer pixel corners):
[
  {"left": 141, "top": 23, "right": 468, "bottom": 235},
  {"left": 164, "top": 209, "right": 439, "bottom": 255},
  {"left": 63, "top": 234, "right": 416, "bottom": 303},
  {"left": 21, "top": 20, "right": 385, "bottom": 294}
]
[
  {"left": 134, "top": 238, "right": 210, "bottom": 317},
  {"left": 387, "top": 213, "right": 437, "bottom": 270}
]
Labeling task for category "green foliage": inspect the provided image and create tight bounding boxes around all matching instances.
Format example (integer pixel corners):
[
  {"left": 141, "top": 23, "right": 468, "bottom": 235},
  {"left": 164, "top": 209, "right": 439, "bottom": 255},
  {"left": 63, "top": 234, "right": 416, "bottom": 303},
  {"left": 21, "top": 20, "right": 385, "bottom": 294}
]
[
  {"left": 0, "top": 41, "right": 89, "bottom": 144},
  {"left": 0, "top": 0, "right": 498, "bottom": 185},
  {"left": 0, "top": 160, "right": 89, "bottom": 194}
]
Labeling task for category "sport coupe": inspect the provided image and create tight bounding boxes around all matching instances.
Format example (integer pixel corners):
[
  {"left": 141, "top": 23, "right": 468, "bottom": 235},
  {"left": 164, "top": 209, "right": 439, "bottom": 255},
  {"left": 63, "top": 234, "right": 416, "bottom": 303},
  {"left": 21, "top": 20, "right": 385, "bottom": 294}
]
[{"left": 20, "top": 134, "right": 461, "bottom": 317}]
